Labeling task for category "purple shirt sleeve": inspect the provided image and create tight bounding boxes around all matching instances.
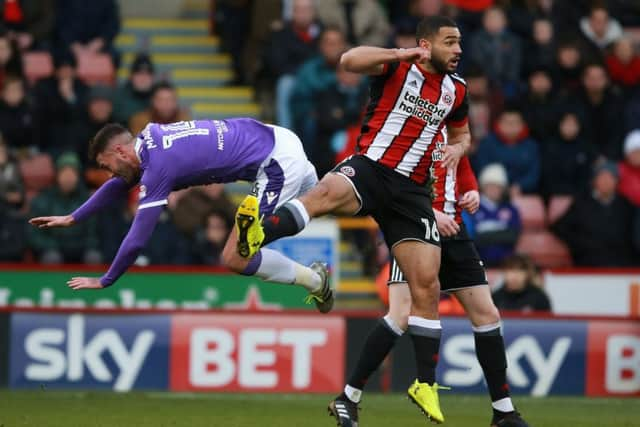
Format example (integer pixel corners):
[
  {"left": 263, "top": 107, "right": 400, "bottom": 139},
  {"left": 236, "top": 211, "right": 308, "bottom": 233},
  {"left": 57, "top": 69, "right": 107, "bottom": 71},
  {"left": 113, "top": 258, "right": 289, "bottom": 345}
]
[
  {"left": 99, "top": 205, "right": 163, "bottom": 287},
  {"left": 71, "top": 177, "right": 130, "bottom": 222}
]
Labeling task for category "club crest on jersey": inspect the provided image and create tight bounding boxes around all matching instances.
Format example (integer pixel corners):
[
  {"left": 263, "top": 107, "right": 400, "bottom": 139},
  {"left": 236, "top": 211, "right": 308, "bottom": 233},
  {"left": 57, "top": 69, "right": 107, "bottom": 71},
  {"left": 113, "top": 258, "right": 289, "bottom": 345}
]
[
  {"left": 443, "top": 92, "right": 453, "bottom": 105},
  {"left": 340, "top": 166, "right": 356, "bottom": 177}
]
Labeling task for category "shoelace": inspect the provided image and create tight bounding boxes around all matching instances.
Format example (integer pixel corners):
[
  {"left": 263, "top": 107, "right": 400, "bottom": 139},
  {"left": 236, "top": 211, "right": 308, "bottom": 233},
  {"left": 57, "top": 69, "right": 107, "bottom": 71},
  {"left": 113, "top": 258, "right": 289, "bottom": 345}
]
[{"left": 304, "top": 294, "right": 324, "bottom": 305}]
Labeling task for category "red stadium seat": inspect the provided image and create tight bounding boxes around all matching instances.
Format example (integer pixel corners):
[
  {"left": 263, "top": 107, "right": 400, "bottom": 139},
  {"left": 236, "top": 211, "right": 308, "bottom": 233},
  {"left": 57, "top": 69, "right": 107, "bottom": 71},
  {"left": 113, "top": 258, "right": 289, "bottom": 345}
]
[
  {"left": 512, "top": 195, "right": 546, "bottom": 230},
  {"left": 19, "top": 154, "right": 55, "bottom": 193},
  {"left": 547, "top": 195, "right": 573, "bottom": 225},
  {"left": 22, "top": 51, "right": 54, "bottom": 84},
  {"left": 76, "top": 52, "right": 115, "bottom": 85},
  {"left": 516, "top": 230, "right": 572, "bottom": 268}
]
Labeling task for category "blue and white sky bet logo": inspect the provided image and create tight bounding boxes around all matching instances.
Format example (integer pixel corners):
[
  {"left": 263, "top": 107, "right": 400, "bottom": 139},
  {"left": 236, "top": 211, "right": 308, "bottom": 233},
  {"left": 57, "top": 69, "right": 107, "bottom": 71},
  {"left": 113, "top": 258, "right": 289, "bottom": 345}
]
[{"left": 10, "top": 313, "right": 170, "bottom": 391}]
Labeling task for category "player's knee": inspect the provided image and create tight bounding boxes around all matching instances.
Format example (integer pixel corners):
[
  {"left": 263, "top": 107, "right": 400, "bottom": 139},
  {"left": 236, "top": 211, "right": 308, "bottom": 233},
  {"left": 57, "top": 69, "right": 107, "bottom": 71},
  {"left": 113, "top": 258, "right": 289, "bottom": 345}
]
[{"left": 471, "top": 303, "right": 501, "bottom": 327}]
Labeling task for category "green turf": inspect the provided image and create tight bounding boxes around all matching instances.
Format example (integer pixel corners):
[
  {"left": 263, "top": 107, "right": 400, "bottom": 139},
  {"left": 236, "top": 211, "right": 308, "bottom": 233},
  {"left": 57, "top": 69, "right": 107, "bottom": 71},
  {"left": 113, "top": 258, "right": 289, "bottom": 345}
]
[{"left": 0, "top": 391, "right": 638, "bottom": 427}]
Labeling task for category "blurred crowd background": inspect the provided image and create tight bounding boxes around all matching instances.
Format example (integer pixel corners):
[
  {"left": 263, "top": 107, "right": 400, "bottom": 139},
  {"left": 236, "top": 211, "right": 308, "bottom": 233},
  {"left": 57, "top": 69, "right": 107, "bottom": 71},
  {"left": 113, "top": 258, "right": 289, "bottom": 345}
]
[{"left": 0, "top": 0, "right": 639, "bottom": 311}]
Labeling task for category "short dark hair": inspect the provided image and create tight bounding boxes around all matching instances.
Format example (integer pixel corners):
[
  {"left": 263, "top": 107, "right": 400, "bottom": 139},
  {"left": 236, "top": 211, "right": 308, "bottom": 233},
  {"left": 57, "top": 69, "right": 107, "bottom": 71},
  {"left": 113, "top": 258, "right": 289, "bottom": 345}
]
[
  {"left": 151, "top": 81, "right": 176, "bottom": 98},
  {"left": 416, "top": 16, "right": 458, "bottom": 42},
  {"left": 89, "top": 123, "right": 130, "bottom": 162}
]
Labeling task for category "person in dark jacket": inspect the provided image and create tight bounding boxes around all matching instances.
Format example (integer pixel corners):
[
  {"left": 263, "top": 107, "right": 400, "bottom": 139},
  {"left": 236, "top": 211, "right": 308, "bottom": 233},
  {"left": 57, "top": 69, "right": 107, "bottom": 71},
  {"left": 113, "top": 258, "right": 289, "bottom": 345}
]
[
  {"left": 1, "top": 0, "right": 55, "bottom": 50},
  {"left": 0, "top": 136, "right": 26, "bottom": 260},
  {"left": 520, "top": 67, "right": 559, "bottom": 143},
  {"left": 112, "top": 53, "right": 155, "bottom": 126},
  {"left": 540, "top": 110, "right": 595, "bottom": 198},
  {"left": 54, "top": 0, "right": 120, "bottom": 66},
  {"left": 262, "top": 0, "right": 321, "bottom": 129},
  {"left": 191, "top": 211, "right": 233, "bottom": 266},
  {"left": 28, "top": 152, "right": 101, "bottom": 264},
  {"left": 0, "top": 74, "right": 37, "bottom": 151},
  {"left": 33, "top": 54, "right": 88, "bottom": 155},
  {"left": 551, "top": 161, "right": 639, "bottom": 266},
  {"left": 492, "top": 254, "right": 551, "bottom": 312}
]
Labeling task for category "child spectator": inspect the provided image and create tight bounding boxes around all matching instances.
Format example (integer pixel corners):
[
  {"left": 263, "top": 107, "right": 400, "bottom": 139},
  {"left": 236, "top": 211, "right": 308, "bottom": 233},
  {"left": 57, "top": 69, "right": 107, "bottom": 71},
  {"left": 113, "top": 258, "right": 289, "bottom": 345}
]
[
  {"left": 467, "top": 163, "right": 521, "bottom": 267},
  {"left": 492, "top": 254, "right": 551, "bottom": 312},
  {"left": 473, "top": 105, "right": 540, "bottom": 195},
  {"left": 129, "top": 82, "right": 190, "bottom": 135}
]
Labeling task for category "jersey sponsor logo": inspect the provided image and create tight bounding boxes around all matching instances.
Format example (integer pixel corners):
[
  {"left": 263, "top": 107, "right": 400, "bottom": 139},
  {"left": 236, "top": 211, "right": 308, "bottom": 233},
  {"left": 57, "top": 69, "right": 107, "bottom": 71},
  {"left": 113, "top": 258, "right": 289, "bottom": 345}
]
[
  {"left": 397, "top": 90, "right": 447, "bottom": 126},
  {"left": 265, "top": 191, "right": 279, "bottom": 205},
  {"left": 339, "top": 166, "right": 356, "bottom": 177},
  {"left": 408, "top": 80, "right": 418, "bottom": 88},
  {"left": 213, "top": 120, "right": 228, "bottom": 151}
]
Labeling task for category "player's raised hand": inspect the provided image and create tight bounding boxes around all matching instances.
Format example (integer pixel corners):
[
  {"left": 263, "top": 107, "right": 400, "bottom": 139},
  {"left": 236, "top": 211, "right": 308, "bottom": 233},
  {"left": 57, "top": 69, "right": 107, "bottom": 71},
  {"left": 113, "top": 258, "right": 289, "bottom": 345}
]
[
  {"left": 396, "top": 46, "right": 431, "bottom": 64},
  {"left": 440, "top": 143, "right": 465, "bottom": 170},
  {"left": 67, "top": 277, "right": 103, "bottom": 290},
  {"left": 434, "top": 209, "right": 460, "bottom": 237},
  {"left": 29, "top": 215, "right": 75, "bottom": 228},
  {"left": 459, "top": 190, "right": 480, "bottom": 214}
]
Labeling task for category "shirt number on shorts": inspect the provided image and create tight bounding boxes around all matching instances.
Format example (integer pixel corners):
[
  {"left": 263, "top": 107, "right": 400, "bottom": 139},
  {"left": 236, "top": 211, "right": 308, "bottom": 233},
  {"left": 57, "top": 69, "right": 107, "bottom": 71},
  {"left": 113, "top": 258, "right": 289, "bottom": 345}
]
[{"left": 421, "top": 218, "right": 440, "bottom": 242}]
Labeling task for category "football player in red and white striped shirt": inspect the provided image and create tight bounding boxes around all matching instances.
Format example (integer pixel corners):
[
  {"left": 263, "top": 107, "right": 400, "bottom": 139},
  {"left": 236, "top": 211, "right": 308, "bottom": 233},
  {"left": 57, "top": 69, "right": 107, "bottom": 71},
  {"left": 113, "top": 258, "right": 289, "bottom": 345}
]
[{"left": 239, "top": 16, "right": 470, "bottom": 423}]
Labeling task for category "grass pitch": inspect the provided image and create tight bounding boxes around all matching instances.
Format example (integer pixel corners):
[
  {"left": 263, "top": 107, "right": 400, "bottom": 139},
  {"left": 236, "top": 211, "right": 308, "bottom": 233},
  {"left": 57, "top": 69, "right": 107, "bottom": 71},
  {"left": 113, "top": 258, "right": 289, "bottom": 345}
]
[{"left": 0, "top": 391, "right": 638, "bottom": 427}]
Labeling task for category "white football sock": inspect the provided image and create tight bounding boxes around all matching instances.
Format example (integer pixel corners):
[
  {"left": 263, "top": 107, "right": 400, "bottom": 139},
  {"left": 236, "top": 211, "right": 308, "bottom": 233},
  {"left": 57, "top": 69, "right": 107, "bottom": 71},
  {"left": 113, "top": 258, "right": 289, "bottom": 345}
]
[
  {"left": 256, "top": 248, "right": 320, "bottom": 292},
  {"left": 344, "top": 384, "right": 362, "bottom": 403},
  {"left": 492, "top": 397, "right": 514, "bottom": 413}
]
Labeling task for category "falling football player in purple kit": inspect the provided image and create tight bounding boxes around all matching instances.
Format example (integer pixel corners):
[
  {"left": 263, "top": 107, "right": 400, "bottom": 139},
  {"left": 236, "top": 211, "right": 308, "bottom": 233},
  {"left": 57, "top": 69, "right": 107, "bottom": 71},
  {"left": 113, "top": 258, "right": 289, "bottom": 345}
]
[{"left": 29, "top": 119, "right": 334, "bottom": 313}]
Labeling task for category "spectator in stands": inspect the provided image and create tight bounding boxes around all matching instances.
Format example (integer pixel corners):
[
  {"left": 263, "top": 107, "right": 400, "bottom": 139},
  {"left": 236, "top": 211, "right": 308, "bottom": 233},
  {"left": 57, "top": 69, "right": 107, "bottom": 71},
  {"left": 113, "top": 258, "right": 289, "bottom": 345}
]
[
  {"left": 316, "top": 0, "right": 390, "bottom": 47},
  {"left": 390, "top": 17, "right": 419, "bottom": 49},
  {"left": 33, "top": 54, "right": 88, "bottom": 155},
  {"left": 54, "top": 0, "right": 120, "bottom": 66},
  {"left": 540, "top": 110, "right": 594, "bottom": 198},
  {"left": 467, "top": 163, "right": 521, "bottom": 267},
  {"left": 579, "top": 4, "right": 623, "bottom": 53},
  {"left": 551, "top": 39, "right": 584, "bottom": 95},
  {"left": 552, "top": 161, "right": 638, "bottom": 266},
  {"left": 492, "top": 254, "right": 551, "bottom": 312},
  {"left": 605, "top": 36, "right": 640, "bottom": 91},
  {"left": 469, "top": 6, "right": 521, "bottom": 97},
  {"left": 618, "top": 130, "right": 640, "bottom": 207},
  {"left": 571, "top": 62, "right": 625, "bottom": 160},
  {"left": 310, "top": 64, "right": 368, "bottom": 177},
  {"left": 76, "top": 85, "right": 114, "bottom": 165},
  {"left": 129, "top": 82, "right": 191, "bottom": 135},
  {"left": 520, "top": 67, "right": 558, "bottom": 142},
  {"left": 0, "top": 30, "right": 24, "bottom": 87},
  {"left": 191, "top": 211, "right": 233, "bottom": 266},
  {"left": 0, "top": 74, "right": 37, "bottom": 152},
  {"left": 473, "top": 105, "right": 540, "bottom": 195},
  {"left": 290, "top": 27, "right": 346, "bottom": 150},
  {"left": 28, "top": 152, "right": 101, "bottom": 264},
  {"left": 2, "top": 0, "right": 55, "bottom": 51},
  {"left": 465, "top": 65, "right": 503, "bottom": 150},
  {"left": 521, "top": 18, "right": 555, "bottom": 79},
  {"left": 0, "top": 136, "right": 26, "bottom": 260},
  {"left": 215, "top": 0, "right": 253, "bottom": 85},
  {"left": 112, "top": 53, "right": 155, "bottom": 126},
  {"left": 171, "top": 184, "right": 235, "bottom": 239},
  {"left": 262, "top": 0, "right": 321, "bottom": 129}
]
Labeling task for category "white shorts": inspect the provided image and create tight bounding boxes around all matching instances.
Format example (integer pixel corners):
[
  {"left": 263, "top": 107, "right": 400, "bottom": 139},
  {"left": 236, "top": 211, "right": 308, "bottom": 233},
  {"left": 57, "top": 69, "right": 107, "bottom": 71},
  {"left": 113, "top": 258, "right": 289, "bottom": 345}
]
[{"left": 254, "top": 125, "right": 318, "bottom": 216}]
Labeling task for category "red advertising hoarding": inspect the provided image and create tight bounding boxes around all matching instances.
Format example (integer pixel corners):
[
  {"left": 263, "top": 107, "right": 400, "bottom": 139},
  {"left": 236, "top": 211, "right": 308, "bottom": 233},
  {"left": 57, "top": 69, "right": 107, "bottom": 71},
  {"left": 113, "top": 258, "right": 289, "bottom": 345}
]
[{"left": 170, "top": 314, "right": 345, "bottom": 392}]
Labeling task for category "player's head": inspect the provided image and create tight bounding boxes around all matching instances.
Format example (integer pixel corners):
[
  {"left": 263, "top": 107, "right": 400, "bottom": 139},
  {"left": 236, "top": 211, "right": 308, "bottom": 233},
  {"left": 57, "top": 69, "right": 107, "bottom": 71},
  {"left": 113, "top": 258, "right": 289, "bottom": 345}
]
[
  {"left": 416, "top": 15, "right": 461, "bottom": 73},
  {"left": 89, "top": 123, "right": 140, "bottom": 183}
]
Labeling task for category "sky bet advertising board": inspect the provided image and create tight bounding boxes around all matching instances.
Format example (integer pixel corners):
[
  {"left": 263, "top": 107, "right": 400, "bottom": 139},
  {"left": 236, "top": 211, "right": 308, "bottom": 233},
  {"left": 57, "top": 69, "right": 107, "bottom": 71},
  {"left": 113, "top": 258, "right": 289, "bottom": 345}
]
[{"left": 6, "top": 312, "right": 640, "bottom": 396}]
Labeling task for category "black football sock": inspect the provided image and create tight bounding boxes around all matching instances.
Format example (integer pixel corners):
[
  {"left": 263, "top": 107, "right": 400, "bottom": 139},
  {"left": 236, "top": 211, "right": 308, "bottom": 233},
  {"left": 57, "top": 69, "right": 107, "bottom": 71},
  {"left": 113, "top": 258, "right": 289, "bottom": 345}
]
[
  {"left": 262, "top": 200, "right": 308, "bottom": 245},
  {"left": 473, "top": 323, "right": 514, "bottom": 416},
  {"left": 346, "top": 315, "right": 404, "bottom": 396},
  {"left": 408, "top": 316, "right": 441, "bottom": 385}
]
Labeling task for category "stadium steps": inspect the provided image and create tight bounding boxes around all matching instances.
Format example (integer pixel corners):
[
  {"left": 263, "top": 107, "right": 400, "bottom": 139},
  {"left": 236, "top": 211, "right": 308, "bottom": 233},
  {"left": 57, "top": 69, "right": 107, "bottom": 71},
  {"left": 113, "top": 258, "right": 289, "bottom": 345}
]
[{"left": 116, "top": 17, "right": 260, "bottom": 120}]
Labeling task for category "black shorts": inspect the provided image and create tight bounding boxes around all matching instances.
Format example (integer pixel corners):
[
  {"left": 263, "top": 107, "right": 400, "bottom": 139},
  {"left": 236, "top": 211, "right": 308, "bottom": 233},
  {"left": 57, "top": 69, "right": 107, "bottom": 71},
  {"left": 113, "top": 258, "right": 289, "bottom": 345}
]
[
  {"left": 388, "top": 223, "right": 488, "bottom": 292},
  {"left": 332, "top": 155, "right": 440, "bottom": 249}
]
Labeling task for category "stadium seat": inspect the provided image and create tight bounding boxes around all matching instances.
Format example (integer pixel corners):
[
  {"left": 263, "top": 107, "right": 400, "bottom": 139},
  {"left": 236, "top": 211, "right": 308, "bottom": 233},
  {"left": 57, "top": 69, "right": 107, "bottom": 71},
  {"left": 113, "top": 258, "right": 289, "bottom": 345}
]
[
  {"left": 547, "top": 195, "right": 574, "bottom": 224},
  {"left": 22, "top": 51, "right": 54, "bottom": 84},
  {"left": 19, "top": 154, "right": 55, "bottom": 193},
  {"left": 76, "top": 52, "right": 115, "bottom": 85},
  {"left": 512, "top": 195, "right": 546, "bottom": 230},
  {"left": 516, "top": 230, "right": 572, "bottom": 268}
]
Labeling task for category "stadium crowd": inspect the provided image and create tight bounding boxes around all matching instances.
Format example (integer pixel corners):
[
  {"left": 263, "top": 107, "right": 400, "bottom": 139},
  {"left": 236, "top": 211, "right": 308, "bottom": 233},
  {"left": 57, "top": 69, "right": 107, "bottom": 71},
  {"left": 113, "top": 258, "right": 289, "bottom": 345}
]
[{"left": 0, "top": 0, "right": 639, "bottom": 276}]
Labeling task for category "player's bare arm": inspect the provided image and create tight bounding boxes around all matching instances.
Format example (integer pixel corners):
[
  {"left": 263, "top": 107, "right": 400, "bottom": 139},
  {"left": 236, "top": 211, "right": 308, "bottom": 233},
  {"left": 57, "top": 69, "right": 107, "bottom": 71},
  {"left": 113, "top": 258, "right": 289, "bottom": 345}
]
[
  {"left": 29, "top": 215, "right": 75, "bottom": 228},
  {"left": 340, "top": 46, "right": 430, "bottom": 75},
  {"left": 441, "top": 122, "right": 471, "bottom": 169}
]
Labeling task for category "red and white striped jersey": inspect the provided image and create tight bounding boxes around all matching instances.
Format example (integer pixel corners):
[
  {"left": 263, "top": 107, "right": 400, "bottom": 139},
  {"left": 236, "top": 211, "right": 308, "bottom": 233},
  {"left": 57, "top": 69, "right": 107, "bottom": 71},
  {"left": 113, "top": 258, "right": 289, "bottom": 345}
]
[
  {"left": 357, "top": 61, "right": 469, "bottom": 185},
  {"left": 431, "top": 155, "right": 478, "bottom": 224}
]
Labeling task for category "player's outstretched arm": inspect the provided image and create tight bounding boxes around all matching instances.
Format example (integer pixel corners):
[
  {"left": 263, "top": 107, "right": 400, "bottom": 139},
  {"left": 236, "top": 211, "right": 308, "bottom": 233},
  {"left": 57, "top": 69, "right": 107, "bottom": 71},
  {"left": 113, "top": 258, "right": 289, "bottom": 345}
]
[
  {"left": 29, "top": 215, "right": 75, "bottom": 228},
  {"left": 340, "top": 46, "right": 430, "bottom": 75},
  {"left": 71, "top": 176, "right": 131, "bottom": 222},
  {"left": 69, "top": 205, "right": 164, "bottom": 290}
]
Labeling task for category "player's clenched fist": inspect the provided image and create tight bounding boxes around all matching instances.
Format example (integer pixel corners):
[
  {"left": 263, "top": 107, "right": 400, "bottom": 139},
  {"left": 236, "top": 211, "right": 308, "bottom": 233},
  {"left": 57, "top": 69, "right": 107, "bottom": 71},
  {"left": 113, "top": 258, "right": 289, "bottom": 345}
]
[
  {"left": 29, "top": 215, "right": 75, "bottom": 228},
  {"left": 396, "top": 46, "right": 431, "bottom": 63}
]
